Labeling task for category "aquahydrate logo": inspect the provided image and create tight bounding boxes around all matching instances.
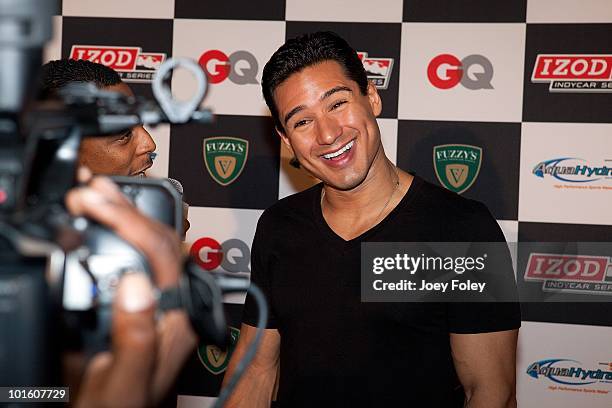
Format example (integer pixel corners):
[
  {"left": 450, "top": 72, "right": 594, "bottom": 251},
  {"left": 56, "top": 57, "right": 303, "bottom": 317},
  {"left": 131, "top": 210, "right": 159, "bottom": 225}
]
[
  {"left": 532, "top": 158, "right": 612, "bottom": 183},
  {"left": 531, "top": 54, "right": 612, "bottom": 92},
  {"left": 70, "top": 45, "right": 165, "bottom": 83},
  {"left": 357, "top": 52, "right": 394, "bottom": 90},
  {"left": 526, "top": 359, "right": 612, "bottom": 386}
]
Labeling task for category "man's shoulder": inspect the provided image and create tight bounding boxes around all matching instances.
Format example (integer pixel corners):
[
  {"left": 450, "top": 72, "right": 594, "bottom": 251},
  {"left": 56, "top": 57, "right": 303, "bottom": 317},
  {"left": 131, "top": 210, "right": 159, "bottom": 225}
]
[
  {"left": 257, "top": 183, "right": 321, "bottom": 230},
  {"left": 413, "top": 176, "right": 490, "bottom": 219},
  {"left": 408, "top": 176, "right": 501, "bottom": 241}
]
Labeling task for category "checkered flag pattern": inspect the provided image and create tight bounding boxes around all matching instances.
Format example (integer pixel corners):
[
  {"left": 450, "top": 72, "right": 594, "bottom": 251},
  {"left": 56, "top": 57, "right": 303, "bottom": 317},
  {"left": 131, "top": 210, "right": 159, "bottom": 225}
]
[{"left": 44, "top": 1, "right": 612, "bottom": 406}]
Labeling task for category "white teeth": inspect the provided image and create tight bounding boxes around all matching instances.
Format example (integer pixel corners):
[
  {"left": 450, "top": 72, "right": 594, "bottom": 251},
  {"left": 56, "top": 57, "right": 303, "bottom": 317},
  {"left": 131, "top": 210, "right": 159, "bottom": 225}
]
[{"left": 323, "top": 140, "right": 354, "bottom": 160}]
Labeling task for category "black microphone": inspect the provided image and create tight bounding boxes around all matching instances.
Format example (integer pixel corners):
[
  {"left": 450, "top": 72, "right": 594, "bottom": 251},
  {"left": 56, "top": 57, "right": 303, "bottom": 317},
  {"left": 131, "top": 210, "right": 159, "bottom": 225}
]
[
  {"left": 166, "top": 177, "right": 189, "bottom": 238},
  {"left": 166, "top": 177, "right": 183, "bottom": 195}
]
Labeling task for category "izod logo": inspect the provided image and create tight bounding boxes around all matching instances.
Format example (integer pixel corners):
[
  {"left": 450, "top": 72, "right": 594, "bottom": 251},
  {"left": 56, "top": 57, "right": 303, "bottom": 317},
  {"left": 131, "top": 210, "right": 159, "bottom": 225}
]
[
  {"left": 524, "top": 252, "right": 612, "bottom": 295},
  {"left": 531, "top": 54, "right": 612, "bottom": 92},
  {"left": 69, "top": 45, "right": 165, "bottom": 82}
]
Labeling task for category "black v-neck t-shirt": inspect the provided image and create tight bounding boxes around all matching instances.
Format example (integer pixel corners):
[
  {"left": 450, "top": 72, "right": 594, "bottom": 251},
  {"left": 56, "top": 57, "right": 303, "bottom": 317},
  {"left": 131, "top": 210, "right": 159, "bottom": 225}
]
[{"left": 243, "top": 175, "right": 521, "bottom": 407}]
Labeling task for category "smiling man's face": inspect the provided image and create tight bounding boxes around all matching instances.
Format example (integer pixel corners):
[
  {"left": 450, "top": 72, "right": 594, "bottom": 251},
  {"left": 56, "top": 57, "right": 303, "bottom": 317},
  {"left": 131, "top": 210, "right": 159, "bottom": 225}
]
[
  {"left": 273, "top": 60, "right": 383, "bottom": 191},
  {"left": 78, "top": 82, "right": 157, "bottom": 176}
]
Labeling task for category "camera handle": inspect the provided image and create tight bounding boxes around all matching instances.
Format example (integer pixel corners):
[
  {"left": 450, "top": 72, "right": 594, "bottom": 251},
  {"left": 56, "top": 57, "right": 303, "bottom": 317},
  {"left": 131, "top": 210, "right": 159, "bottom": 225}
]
[{"left": 152, "top": 57, "right": 211, "bottom": 124}]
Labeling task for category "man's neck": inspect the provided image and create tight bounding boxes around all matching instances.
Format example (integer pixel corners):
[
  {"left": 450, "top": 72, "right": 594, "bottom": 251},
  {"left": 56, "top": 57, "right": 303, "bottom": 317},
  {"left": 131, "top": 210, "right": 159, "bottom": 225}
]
[{"left": 322, "top": 149, "right": 398, "bottom": 218}]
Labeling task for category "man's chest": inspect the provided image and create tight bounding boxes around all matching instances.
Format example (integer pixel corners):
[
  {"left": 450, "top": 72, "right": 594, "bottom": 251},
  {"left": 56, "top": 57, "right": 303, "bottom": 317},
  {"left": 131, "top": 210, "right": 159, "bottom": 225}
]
[{"left": 265, "top": 241, "right": 447, "bottom": 333}]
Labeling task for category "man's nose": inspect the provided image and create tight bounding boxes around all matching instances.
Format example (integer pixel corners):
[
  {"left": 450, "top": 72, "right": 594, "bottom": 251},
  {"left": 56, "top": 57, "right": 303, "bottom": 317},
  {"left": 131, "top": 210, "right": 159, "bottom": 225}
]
[
  {"left": 316, "top": 115, "right": 342, "bottom": 145},
  {"left": 135, "top": 126, "right": 156, "bottom": 154}
]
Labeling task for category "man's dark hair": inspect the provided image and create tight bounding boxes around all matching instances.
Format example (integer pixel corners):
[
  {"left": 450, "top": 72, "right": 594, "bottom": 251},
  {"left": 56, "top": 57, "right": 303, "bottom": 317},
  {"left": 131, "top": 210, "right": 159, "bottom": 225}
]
[
  {"left": 39, "top": 59, "right": 121, "bottom": 98},
  {"left": 262, "top": 31, "right": 368, "bottom": 133}
]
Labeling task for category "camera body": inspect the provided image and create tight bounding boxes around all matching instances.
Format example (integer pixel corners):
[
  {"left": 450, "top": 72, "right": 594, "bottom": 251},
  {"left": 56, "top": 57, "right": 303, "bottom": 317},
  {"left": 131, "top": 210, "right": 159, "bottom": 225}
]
[
  {"left": 63, "top": 177, "right": 182, "bottom": 311},
  {"left": 0, "top": 0, "right": 225, "bottom": 387},
  {"left": 0, "top": 176, "right": 183, "bottom": 385},
  {"left": 0, "top": 247, "right": 50, "bottom": 386}
]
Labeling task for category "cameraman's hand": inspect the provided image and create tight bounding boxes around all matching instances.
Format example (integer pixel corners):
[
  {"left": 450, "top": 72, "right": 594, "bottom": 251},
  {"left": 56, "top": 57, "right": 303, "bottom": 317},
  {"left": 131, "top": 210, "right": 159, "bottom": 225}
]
[
  {"left": 66, "top": 169, "right": 182, "bottom": 289},
  {"left": 65, "top": 169, "right": 198, "bottom": 407}
]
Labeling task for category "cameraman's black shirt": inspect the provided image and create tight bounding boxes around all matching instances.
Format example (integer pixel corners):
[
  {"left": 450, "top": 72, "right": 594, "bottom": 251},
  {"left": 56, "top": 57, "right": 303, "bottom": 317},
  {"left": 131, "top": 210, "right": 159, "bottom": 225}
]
[{"left": 243, "top": 175, "right": 520, "bottom": 407}]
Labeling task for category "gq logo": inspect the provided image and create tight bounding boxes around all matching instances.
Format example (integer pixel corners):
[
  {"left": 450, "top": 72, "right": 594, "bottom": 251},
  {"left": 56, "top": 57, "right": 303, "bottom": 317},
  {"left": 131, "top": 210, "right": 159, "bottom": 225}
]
[
  {"left": 198, "top": 50, "right": 259, "bottom": 84},
  {"left": 427, "top": 54, "right": 494, "bottom": 90},
  {"left": 190, "top": 237, "right": 251, "bottom": 273}
]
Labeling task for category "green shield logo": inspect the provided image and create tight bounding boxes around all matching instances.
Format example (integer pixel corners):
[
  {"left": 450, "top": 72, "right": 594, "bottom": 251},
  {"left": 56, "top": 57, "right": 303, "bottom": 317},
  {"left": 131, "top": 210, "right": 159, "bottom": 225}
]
[
  {"left": 197, "top": 326, "right": 241, "bottom": 375},
  {"left": 203, "top": 137, "right": 249, "bottom": 186},
  {"left": 433, "top": 144, "right": 482, "bottom": 194}
]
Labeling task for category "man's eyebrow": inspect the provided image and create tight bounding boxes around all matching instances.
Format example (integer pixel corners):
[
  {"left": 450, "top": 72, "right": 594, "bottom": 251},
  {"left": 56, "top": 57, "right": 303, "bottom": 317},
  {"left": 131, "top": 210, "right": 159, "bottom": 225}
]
[
  {"left": 283, "top": 86, "right": 353, "bottom": 126},
  {"left": 320, "top": 86, "right": 352, "bottom": 101},
  {"left": 284, "top": 105, "right": 306, "bottom": 126}
]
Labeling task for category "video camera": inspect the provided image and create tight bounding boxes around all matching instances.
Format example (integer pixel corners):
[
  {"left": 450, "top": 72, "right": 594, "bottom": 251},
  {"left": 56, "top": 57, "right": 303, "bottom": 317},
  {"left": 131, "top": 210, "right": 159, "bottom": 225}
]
[{"left": 0, "top": 2, "right": 267, "bottom": 405}]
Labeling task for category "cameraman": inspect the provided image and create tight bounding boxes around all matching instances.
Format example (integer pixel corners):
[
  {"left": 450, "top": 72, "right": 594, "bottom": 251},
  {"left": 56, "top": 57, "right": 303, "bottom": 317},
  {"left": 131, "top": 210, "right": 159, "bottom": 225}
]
[
  {"left": 40, "top": 59, "right": 157, "bottom": 177},
  {"left": 41, "top": 59, "right": 191, "bottom": 236},
  {"left": 65, "top": 168, "right": 197, "bottom": 407}
]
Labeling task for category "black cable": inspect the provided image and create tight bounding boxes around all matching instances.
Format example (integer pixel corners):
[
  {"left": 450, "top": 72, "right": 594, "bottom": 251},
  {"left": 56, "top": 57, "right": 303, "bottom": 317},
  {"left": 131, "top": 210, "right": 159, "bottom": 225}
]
[{"left": 213, "top": 278, "right": 268, "bottom": 408}]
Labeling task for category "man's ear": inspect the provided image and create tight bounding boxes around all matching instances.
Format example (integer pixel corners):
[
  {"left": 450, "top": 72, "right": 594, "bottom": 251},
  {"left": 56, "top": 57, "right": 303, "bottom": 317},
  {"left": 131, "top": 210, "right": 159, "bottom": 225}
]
[
  {"left": 367, "top": 81, "right": 382, "bottom": 117},
  {"left": 276, "top": 128, "right": 300, "bottom": 168},
  {"left": 276, "top": 127, "right": 294, "bottom": 155}
]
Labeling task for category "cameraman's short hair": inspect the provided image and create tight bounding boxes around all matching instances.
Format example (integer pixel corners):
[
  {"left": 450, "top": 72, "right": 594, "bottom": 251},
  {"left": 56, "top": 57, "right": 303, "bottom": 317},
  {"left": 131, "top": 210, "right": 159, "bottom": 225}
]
[
  {"left": 261, "top": 31, "right": 368, "bottom": 133},
  {"left": 40, "top": 59, "right": 121, "bottom": 98}
]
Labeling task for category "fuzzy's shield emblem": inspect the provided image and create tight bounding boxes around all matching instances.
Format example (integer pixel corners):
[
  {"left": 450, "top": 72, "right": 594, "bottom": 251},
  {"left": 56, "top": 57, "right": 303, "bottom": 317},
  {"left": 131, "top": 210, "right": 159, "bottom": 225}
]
[
  {"left": 197, "top": 326, "right": 241, "bottom": 375},
  {"left": 433, "top": 144, "right": 482, "bottom": 194},
  {"left": 203, "top": 137, "right": 249, "bottom": 186}
]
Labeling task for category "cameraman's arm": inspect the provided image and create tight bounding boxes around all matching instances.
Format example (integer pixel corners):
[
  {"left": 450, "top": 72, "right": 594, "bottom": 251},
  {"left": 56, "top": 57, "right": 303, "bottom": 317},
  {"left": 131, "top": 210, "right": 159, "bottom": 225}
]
[
  {"left": 66, "top": 173, "right": 197, "bottom": 406},
  {"left": 75, "top": 273, "right": 157, "bottom": 407}
]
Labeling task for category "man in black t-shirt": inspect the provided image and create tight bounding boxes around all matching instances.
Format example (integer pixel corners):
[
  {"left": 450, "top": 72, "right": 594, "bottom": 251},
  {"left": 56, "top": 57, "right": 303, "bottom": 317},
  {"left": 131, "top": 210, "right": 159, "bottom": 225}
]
[{"left": 223, "top": 32, "right": 520, "bottom": 407}]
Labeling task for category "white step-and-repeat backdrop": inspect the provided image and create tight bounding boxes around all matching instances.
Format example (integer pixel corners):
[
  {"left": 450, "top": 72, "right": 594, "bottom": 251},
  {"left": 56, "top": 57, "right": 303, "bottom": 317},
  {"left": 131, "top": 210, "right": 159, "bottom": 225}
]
[{"left": 45, "top": 0, "right": 612, "bottom": 406}]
